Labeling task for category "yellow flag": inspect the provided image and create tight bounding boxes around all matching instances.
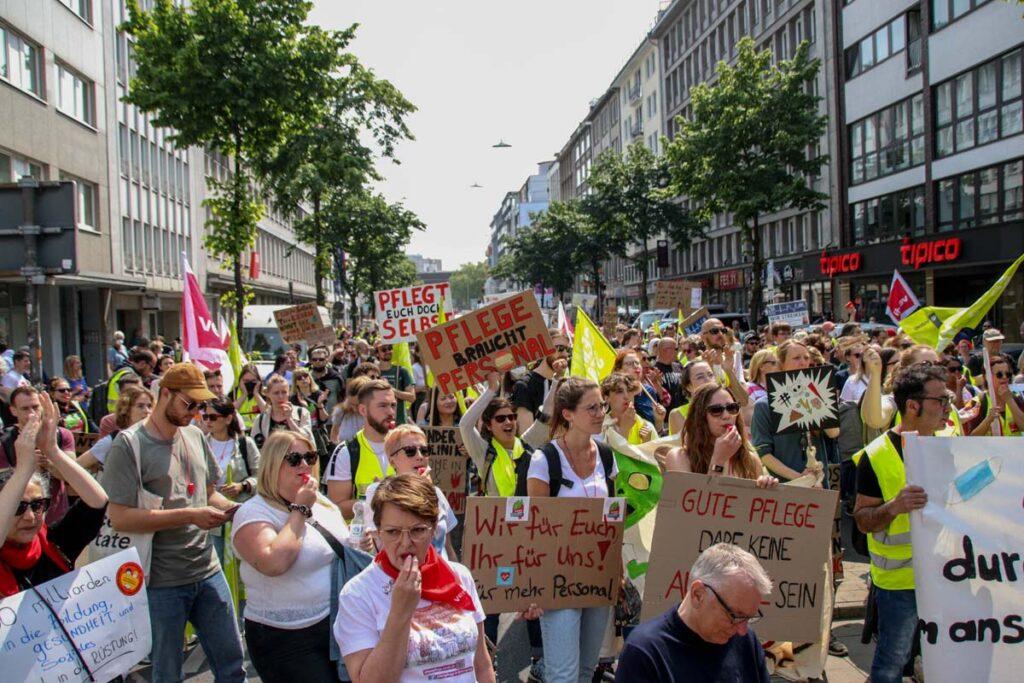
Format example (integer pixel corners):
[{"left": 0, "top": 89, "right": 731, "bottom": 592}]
[
  {"left": 572, "top": 309, "right": 618, "bottom": 383},
  {"left": 898, "top": 307, "right": 962, "bottom": 348},
  {"left": 936, "top": 251, "right": 1024, "bottom": 349},
  {"left": 651, "top": 318, "right": 662, "bottom": 338}
]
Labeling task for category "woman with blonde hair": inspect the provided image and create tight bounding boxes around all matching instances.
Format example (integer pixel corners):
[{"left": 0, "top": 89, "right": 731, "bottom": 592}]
[
  {"left": 745, "top": 349, "right": 780, "bottom": 404},
  {"left": 334, "top": 474, "right": 493, "bottom": 683},
  {"left": 76, "top": 386, "right": 153, "bottom": 471},
  {"left": 231, "top": 430, "right": 348, "bottom": 682},
  {"left": 250, "top": 375, "right": 313, "bottom": 448}
]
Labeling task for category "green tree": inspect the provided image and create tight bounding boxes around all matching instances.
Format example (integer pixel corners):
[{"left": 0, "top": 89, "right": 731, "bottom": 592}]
[
  {"left": 586, "top": 142, "right": 700, "bottom": 311},
  {"left": 492, "top": 217, "right": 578, "bottom": 301},
  {"left": 266, "top": 63, "right": 415, "bottom": 306},
  {"left": 663, "top": 38, "right": 828, "bottom": 327},
  {"left": 123, "top": 0, "right": 346, "bottom": 334},
  {"left": 449, "top": 261, "right": 489, "bottom": 310}
]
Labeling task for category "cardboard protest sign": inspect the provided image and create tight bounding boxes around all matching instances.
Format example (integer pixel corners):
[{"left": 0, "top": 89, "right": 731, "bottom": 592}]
[
  {"left": 74, "top": 432, "right": 102, "bottom": 455},
  {"left": 654, "top": 280, "right": 702, "bottom": 312},
  {"left": 766, "top": 300, "right": 810, "bottom": 327},
  {"left": 0, "top": 548, "right": 151, "bottom": 683},
  {"left": 375, "top": 283, "right": 452, "bottom": 344},
  {"left": 680, "top": 306, "right": 709, "bottom": 335},
  {"left": 602, "top": 304, "right": 618, "bottom": 337},
  {"left": 641, "top": 472, "right": 837, "bottom": 642},
  {"left": 416, "top": 291, "right": 554, "bottom": 395},
  {"left": 904, "top": 436, "right": 1024, "bottom": 683},
  {"left": 273, "top": 302, "right": 335, "bottom": 347},
  {"left": 765, "top": 367, "right": 839, "bottom": 435},
  {"left": 463, "top": 496, "right": 624, "bottom": 613},
  {"left": 423, "top": 426, "right": 467, "bottom": 514}
]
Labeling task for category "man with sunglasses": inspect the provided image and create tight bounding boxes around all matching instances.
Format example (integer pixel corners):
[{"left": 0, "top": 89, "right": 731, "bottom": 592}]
[
  {"left": 853, "top": 365, "right": 948, "bottom": 683},
  {"left": 308, "top": 345, "right": 344, "bottom": 413},
  {"left": 375, "top": 342, "right": 415, "bottom": 425},
  {"left": 615, "top": 543, "right": 772, "bottom": 682},
  {"left": 102, "top": 363, "right": 245, "bottom": 683},
  {"left": 511, "top": 329, "right": 570, "bottom": 434}
]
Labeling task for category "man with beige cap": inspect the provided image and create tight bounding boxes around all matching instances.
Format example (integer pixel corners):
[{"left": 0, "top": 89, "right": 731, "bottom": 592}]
[{"left": 101, "top": 362, "right": 245, "bottom": 682}]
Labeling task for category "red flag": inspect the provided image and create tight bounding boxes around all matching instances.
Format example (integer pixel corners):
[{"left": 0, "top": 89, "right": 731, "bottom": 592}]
[
  {"left": 181, "top": 254, "right": 234, "bottom": 390},
  {"left": 885, "top": 269, "right": 921, "bottom": 324}
]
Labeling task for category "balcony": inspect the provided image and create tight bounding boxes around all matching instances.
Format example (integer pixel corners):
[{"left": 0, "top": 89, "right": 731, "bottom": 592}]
[
  {"left": 629, "top": 118, "right": 643, "bottom": 138},
  {"left": 627, "top": 83, "right": 642, "bottom": 103}
]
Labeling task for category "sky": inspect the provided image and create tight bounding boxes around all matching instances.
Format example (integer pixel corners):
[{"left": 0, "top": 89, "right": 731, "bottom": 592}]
[{"left": 310, "top": 0, "right": 667, "bottom": 270}]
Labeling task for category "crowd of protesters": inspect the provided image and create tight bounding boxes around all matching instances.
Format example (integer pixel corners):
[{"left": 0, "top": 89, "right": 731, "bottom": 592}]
[{"left": 0, "top": 308, "right": 1020, "bottom": 683}]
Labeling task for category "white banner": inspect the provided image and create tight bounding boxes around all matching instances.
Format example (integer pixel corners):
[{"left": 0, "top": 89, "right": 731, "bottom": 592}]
[
  {"left": 905, "top": 436, "right": 1024, "bottom": 683},
  {"left": 766, "top": 300, "right": 809, "bottom": 326},
  {"left": 375, "top": 283, "right": 451, "bottom": 343},
  {"left": 0, "top": 548, "right": 151, "bottom": 683}
]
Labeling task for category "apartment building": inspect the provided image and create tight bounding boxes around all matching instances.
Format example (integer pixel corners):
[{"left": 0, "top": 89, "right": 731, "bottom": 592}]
[
  {"left": 484, "top": 161, "right": 553, "bottom": 295},
  {"left": 655, "top": 0, "right": 842, "bottom": 317},
  {"left": 820, "top": 0, "right": 1023, "bottom": 333}
]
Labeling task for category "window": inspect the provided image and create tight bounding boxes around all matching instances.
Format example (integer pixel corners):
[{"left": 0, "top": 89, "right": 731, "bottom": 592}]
[
  {"left": 906, "top": 10, "right": 922, "bottom": 72},
  {"left": 932, "top": 0, "right": 992, "bottom": 31},
  {"left": 61, "top": 173, "right": 98, "bottom": 230},
  {"left": 0, "top": 149, "right": 42, "bottom": 181},
  {"left": 57, "top": 63, "right": 95, "bottom": 126},
  {"left": 851, "top": 186, "right": 926, "bottom": 244},
  {"left": 936, "top": 158, "right": 1024, "bottom": 231},
  {"left": 846, "top": 13, "right": 908, "bottom": 78},
  {"left": 849, "top": 94, "right": 925, "bottom": 185},
  {"left": 1, "top": 24, "right": 44, "bottom": 98},
  {"left": 58, "top": 0, "right": 93, "bottom": 24},
  {"left": 934, "top": 49, "right": 1024, "bottom": 158}
]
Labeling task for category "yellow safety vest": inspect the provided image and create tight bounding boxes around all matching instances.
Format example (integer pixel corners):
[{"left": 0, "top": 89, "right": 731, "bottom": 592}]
[
  {"left": 892, "top": 406, "right": 963, "bottom": 436},
  {"left": 983, "top": 394, "right": 1023, "bottom": 436},
  {"left": 669, "top": 403, "right": 690, "bottom": 436},
  {"left": 352, "top": 430, "right": 395, "bottom": 499},
  {"left": 107, "top": 367, "right": 134, "bottom": 412},
  {"left": 489, "top": 438, "right": 524, "bottom": 497},
  {"left": 863, "top": 433, "right": 915, "bottom": 590},
  {"left": 236, "top": 395, "right": 261, "bottom": 429}
]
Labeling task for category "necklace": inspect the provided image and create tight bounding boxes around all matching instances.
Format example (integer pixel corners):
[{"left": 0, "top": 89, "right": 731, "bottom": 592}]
[{"left": 558, "top": 438, "right": 597, "bottom": 497}]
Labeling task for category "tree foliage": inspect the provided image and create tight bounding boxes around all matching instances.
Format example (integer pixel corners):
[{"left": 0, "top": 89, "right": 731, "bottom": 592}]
[
  {"left": 492, "top": 204, "right": 581, "bottom": 300},
  {"left": 663, "top": 37, "right": 827, "bottom": 326},
  {"left": 123, "top": 0, "right": 348, "bottom": 333},
  {"left": 449, "top": 261, "right": 489, "bottom": 310},
  {"left": 585, "top": 142, "right": 700, "bottom": 311}
]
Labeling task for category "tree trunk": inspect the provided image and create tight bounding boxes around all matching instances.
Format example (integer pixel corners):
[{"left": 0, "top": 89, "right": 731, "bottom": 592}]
[
  {"left": 748, "top": 213, "right": 763, "bottom": 330},
  {"left": 638, "top": 237, "right": 650, "bottom": 311},
  {"left": 592, "top": 260, "right": 603, "bottom": 318},
  {"left": 232, "top": 159, "right": 246, "bottom": 337},
  {"left": 313, "top": 194, "right": 325, "bottom": 307}
]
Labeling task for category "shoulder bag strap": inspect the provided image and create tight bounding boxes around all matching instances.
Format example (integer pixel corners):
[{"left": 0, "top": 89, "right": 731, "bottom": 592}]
[{"left": 308, "top": 518, "right": 348, "bottom": 559}]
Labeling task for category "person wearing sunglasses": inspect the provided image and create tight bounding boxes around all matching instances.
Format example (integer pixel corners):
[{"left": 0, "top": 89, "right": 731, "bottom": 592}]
[
  {"left": 967, "top": 353, "right": 1024, "bottom": 436},
  {"left": 231, "top": 430, "right": 347, "bottom": 682},
  {"left": 362, "top": 425, "right": 457, "bottom": 560},
  {"left": 102, "top": 362, "right": 246, "bottom": 683},
  {"left": 47, "top": 377, "right": 95, "bottom": 435},
  {"left": 662, "top": 383, "right": 777, "bottom": 488},
  {"left": 204, "top": 398, "right": 260, "bottom": 562},
  {"left": 335, "top": 474, "right": 493, "bottom": 683},
  {"left": 0, "top": 404, "right": 108, "bottom": 598},
  {"left": 839, "top": 337, "right": 870, "bottom": 404},
  {"left": 853, "top": 364, "right": 950, "bottom": 683},
  {"left": 615, "top": 542, "right": 772, "bottom": 682}
]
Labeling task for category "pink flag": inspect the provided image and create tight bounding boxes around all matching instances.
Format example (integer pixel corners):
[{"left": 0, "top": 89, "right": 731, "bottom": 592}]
[
  {"left": 181, "top": 253, "right": 234, "bottom": 391},
  {"left": 557, "top": 301, "right": 574, "bottom": 342},
  {"left": 885, "top": 269, "right": 921, "bottom": 324}
]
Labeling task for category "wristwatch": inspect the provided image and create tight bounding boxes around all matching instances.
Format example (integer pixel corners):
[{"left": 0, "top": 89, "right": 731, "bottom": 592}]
[
  {"left": 711, "top": 464, "right": 725, "bottom": 473},
  {"left": 288, "top": 503, "right": 313, "bottom": 518}
]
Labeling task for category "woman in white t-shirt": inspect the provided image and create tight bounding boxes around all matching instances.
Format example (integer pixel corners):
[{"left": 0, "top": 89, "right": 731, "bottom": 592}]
[
  {"left": 363, "top": 424, "right": 457, "bottom": 560},
  {"left": 334, "top": 474, "right": 493, "bottom": 683},
  {"left": 232, "top": 430, "right": 349, "bottom": 682},
  {"left": 526, "top": 377, "right": 618, "bottom": 683}
]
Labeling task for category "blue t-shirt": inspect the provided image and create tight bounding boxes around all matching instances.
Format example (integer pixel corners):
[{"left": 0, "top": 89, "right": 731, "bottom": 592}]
[{"left": 615, "top": 605, "right": 769, "bottom": 683}]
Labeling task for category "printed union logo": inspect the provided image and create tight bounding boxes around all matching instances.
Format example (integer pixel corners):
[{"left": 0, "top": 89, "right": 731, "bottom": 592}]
[{"left": 116, "top": 562, "right": 144, "bottom": 596}]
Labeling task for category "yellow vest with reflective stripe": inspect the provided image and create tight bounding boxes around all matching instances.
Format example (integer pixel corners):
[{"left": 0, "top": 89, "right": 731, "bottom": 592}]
[
  {"left": 669, "top": 404, "right": 690, "bottom": 436},
  {"left": 107, "top": 367, "right": 134, "bottom": 412},
  {"left": 864, "top": 432, "right": 915, "bottom": 590},
  {"left": 892, "top": 406, "right": 963, "bottom": 436},
  {"left": 490, "top": 438, "right": 524, "bottom": 497},
  {"left": 352, "top": 430, "right": 395, "bottom": 499}
]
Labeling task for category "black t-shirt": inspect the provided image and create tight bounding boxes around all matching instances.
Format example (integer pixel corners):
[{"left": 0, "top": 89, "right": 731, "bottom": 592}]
[
  {"left": 9, "top": 500, "right": 107, "bottom": 591},
  {"left": 856, "top": 430, "right": 904, "bottom": 499},
  {"left": 615, "top": 605, "right": 769, "bottom": 683},
  {"left": 511, "top": 370, "right": 549, "bottom": 418},
  {"left": 655, "top": 361, "right": 685, "bottom": 410}
]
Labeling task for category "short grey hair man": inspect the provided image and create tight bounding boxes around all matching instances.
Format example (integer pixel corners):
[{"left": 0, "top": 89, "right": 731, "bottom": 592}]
[
  {"left": 690, "top": 542, "right": 773, "bottom": 597},
  {"left": 684, "top": 543, "right": 772, "bottom": 645}
]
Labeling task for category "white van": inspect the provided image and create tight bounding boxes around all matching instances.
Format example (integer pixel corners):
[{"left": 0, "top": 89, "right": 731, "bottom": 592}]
[{"left": 242, "top": 304, "right": 331, "bottom": 375}]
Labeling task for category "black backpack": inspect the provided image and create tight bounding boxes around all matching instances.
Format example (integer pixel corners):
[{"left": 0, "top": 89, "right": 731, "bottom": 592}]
[
  {"left": 88, "top": 380, "right": 111, "bottom": 427},
  {"left": 514, "top": 440, "right": 615, "bottom": 497}
]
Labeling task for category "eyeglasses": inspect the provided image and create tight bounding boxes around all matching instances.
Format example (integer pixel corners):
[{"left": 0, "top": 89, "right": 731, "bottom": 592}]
[
  {"left": 916, "top": 395, "right": 952, "bottom": 410},
  {"left": 554, "top": 345, "right": 571, "bottom": 353},
  {"left": 53, "top": 387, "right": 71, "bottom": 394},
  {"left": 202, "top": 413, "right": 224, "bottom": 421},
  {"left": 379, "top": 524, "right": 434, "bottom": 543},
  {"left": 283, "top": 451, "right": 318, "bottom": 467},
  {"left": 704, "top": 583, "right": 763, "bottom": 625},
  {"left": 390, "top": 445, "right": 426, "bottom": 459},
  {"left": 706, "top": 327, "right": 727, "bottom": 335},
  {"left": 706, "top": 402, "right": 741, "bottom": 417},
  {"left": 176, "top": 393, "right": 206, "bottom": 413},
  {"left": 993, "top": 370, "right": 1013, "bottom": 380},
  {"left": 16, "top": 498, "right": 51, "bottom": 516},
  {"left": 582, "top": 401, "right": 608, "bottom": 415},
  {"left": 492, "top": 413, "right": 516, "bottom": 424}
]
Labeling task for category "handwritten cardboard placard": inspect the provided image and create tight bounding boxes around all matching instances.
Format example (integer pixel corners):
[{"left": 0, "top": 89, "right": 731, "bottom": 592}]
[
  {"left": 654, "top": 280, "right": 701, "bottom": 312},
  {"left": 641, "top": 473, "right": 837, "bottom": 642},
  {"left": 424, "top": 426, "right": 467, "bottom": 514},
  {"left": 272, "top": 303, "right": 335, "bottom": 346},
  {"left": 765, "top": 366, "right": 839, "bottom": 435},
  {"left": 375, "top": 283, "right": 452, "bottom": 344},
  {"left": 0, "top": 548, "right": 151, "bottom": 683},
  {"left": 602, "top": 305, "right": 619, "bottom": 337},
  {"left": 73, "top": 432, "right": 102, "bottom": 455},
  {"left": 463, "top": 496, "right": 625, "bottom": 613},
  {"left": 416, "top": 291, "right": 554, "bottom": 395},
  {"left": 680, "top": 306, "right": 709, "bottom": 335}
]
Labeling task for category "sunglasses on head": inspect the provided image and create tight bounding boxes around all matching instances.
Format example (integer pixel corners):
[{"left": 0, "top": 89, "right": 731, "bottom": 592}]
[
  {"left": 492, "top": 413, "right": 516, "bottom": 424},
  {"left": 707, "top": 402, "right": 741, "bottom": 416},
  {"left": 390, "top": 445, "right": 426, "bottom": 459},
  {"left": 283, "top": 451, "right": 317, "bottom": 467},
  {"left": 16, "top": 498, "right": 51, "bottom": 516}
]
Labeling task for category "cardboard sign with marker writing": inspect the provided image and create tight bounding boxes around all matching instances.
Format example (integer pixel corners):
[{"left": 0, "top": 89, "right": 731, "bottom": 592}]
[
  {"left": 416, "top": 291, "right": 554, "bottom": 395},
  {"left": 641, "top": 473, "right": 837, "bottom": 642},
  {"left": 602, "top": 304, "right": 618, "bottom": 337},
  {"left": 654, "top": 280, "right": 702, "bottom": 312},
  {"left": 273, "top": 303, "right": 336, "bottom": 346},
  {"left": 424, "top": 426, "right": 467, "bottom": 514},
  {"left": 375, "top": 283, "right": 452, "bottom": 344},
  {"left": 463, "top": 496, "right": 625, "bottom": 613}
]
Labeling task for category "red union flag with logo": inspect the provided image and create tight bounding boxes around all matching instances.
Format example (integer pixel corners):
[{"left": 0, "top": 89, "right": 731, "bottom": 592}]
[
  {"left": 181, "top": 254, "right": 234, "bottom": 390},
  {"left": 886, "top": 269, "right": 921, "bottom": 323}
]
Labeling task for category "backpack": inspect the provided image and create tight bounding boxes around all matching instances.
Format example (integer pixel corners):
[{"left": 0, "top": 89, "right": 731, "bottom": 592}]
[
  {"left": 837, "top": 401, "right": 865, "bottom": 462},
  {"left": 88, "top": 380, "right": 111, "bottom": 426},
  {"left": 514, "top": 440, "right": 615, "bottom": 497}
]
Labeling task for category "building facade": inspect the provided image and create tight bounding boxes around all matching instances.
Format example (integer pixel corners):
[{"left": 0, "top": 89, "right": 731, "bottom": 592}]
[
  {"left": 485, "top": 161, "right": 554, "bottom": 295},
  {"left": 815, "top": 0, "right": 1023, "bottom": 334}
]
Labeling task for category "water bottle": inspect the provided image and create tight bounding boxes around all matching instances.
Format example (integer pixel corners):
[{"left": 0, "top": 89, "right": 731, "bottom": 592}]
[{"left": 350, "top": 500, "right": 365, "bottom": 544}]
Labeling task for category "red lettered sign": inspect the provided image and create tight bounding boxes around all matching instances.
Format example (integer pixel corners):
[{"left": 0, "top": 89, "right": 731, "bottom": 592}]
[{"left": 375, "top": 283, "right": 452, "bottom": 344}]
